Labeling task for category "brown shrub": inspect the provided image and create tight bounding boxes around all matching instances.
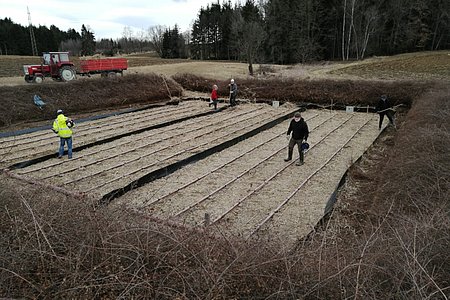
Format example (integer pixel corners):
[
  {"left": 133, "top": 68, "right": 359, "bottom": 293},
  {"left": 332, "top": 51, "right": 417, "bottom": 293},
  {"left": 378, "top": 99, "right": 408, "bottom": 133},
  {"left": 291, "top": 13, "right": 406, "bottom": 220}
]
[
  {"left": 0, "top": 73, "right": 182, "bottom": 128},
  {"left": 172, "top": 73, "right": 428, "bottom": 107},
  {"left": 319, "top": 83, "right": 450, "bottom": 298}
]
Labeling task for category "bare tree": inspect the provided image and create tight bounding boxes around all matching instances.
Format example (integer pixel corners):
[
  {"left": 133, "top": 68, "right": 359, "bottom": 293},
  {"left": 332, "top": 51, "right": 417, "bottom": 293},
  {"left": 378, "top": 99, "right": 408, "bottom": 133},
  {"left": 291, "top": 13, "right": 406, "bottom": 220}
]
[
  {"left": 342, "top": 0, "right": 347, "bottom": 60},
  {"left": 243, "top": 22, "right": 266, "bottom": 75},
  {"left": 231, "top": 8, "right": 266, "bottom": 75},
  {"left": 122, "top": 26, "right": 134, "bottom": 39},
  {"left": 147, "top": 25, "right": 166, "bottom": 57},
  {"left": 346, "top": 0, "right": 356, "bottom": 60},
  {"left": 60, "top": 39, "right": 82, "bottom": 56}
]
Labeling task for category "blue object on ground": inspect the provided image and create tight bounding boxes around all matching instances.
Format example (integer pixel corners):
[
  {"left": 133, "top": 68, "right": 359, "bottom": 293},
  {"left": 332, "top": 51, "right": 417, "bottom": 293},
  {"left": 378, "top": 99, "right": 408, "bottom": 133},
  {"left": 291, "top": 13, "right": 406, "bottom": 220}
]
[{"left": 33, "top": 95, "right": 46, "bottom": 109}]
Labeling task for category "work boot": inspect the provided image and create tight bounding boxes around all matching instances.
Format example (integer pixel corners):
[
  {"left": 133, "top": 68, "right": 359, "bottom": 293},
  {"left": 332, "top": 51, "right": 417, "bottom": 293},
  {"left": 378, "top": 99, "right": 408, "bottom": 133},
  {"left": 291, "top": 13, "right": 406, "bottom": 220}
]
[
  {"left": 285, "top": 148, "right": 293, "bottom": 162},
  {"left": 296, "top": 160, "right": 304, "bottom": 166}
]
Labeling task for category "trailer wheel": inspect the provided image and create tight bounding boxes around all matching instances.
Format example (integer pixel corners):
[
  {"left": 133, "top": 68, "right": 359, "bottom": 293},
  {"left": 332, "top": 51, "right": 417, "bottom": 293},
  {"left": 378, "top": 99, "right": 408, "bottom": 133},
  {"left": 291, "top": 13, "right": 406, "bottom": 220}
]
[
  {"left": 60, "top": 66, "right": 76, "bottom": 82},
  {"left": 33, "top": 76, "right": 44, "bottom": 84},
  {"left": 107, "top": 72, "right": 117, "bottom": 78}
]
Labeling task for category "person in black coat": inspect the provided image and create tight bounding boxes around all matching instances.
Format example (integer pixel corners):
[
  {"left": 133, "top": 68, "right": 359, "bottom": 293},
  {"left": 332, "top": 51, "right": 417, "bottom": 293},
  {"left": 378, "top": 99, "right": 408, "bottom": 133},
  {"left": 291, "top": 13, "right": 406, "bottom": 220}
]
[
  {"left": 284, "top": 112, "right": 309, "bottom": 166},
  {"left": 376, "top": 95, "right": 396, "bottom": 129},
  {"left": 228, "top": 79, "right": 237, "bottom": 107}
]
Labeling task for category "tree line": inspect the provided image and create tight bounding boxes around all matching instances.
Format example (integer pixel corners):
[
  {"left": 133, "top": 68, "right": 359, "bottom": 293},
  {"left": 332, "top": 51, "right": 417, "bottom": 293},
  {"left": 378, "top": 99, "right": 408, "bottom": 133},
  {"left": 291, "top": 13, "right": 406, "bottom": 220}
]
[
  {"left": 0, "top": 18, "right": 80, "bottom": 55},
  {"left": 191, "top": 0, "right": 449, "bottom": 65},
  {"left": 1, "top": 0, "right": 448, "bottom": 66}
]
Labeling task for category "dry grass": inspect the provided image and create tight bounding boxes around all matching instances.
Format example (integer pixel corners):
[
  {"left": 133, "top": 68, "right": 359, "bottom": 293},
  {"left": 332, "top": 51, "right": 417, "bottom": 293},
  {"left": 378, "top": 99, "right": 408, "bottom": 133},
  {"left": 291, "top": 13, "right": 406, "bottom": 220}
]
[
  {"left": 0, "top": 73, "right": 182, "bottom": 128},
  {"left": 0, "top": 73, "right": 427, "bottom": 130},
  {"left": 330, "top": 51, "right": 450, "bottom": 81},
  {"left": 172, "top": 73, "right": 428, "bottom": 107}
]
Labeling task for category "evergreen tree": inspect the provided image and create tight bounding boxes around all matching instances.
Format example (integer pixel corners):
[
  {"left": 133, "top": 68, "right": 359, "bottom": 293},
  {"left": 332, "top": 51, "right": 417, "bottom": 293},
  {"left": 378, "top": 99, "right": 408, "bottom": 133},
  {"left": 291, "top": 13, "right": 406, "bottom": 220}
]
[
  {"left": 81, "top": 24, "right": 95, "bottom": 56},
  {"left": 161, "top": 25, "right": 186, "bottom": 58}
]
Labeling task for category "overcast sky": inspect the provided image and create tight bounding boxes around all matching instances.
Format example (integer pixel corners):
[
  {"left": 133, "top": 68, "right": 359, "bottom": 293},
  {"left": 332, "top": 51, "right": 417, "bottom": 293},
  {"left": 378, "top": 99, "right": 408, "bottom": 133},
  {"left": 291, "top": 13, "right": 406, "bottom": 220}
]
[{"left": 0, "top": 0, "right": 238, "bottom": 39}]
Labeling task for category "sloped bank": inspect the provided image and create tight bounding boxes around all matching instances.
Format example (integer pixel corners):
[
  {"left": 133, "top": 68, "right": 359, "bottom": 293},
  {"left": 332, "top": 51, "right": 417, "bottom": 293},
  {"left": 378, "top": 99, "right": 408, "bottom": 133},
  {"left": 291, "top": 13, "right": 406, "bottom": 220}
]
[
  {"left": 172, "top": 73, "right": 428, "bottom": 107},
  {"left": 0, "top": 73, "right": 182, "bottom": 128}
]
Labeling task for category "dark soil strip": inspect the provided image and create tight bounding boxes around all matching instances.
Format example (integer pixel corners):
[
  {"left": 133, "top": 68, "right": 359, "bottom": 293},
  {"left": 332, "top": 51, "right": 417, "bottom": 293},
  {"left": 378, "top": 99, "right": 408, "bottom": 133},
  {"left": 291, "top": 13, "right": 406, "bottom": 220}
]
[
  {"left": 100, "top": 109, "right": 299, "bottom": 205},
  {"left": 7, "top": 105, "right": 228, "bottom": 170}
]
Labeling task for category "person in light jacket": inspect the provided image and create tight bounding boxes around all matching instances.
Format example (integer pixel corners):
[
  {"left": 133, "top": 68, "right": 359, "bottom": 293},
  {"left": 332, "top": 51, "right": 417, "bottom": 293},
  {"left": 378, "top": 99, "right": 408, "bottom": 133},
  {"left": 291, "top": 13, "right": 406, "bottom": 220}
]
[{"left": 52, "top": 109, "right": 74, "bottom": 159}]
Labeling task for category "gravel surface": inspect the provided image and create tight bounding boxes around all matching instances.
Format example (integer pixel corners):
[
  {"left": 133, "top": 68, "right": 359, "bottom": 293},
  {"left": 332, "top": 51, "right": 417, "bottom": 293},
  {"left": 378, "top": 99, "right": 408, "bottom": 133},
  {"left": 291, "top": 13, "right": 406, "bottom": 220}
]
[
  {"left": 0, "top": 101, "right": 214, "bottom": 167},
  {"left": 113, "top": 109, "right": 382, "bottom": 244},
  {"left": 12, "top": 102, "right": 298, "bottom": 199},
  {"left": 8, "top": 101, "right": 384, "bottom": 244}
]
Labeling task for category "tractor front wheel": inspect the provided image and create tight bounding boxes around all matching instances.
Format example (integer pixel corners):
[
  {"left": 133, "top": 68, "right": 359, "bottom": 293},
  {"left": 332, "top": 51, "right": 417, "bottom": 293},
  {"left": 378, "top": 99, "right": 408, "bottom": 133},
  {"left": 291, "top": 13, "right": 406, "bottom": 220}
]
[
  {"left": 33, "top": 76, "right": 44, "bottom": 84},
  {"left": 24, "top": 75, "right": 33, "bottom": 83},
  {"left": 60, "top": 66, "right": 76, "bottom": 82}
]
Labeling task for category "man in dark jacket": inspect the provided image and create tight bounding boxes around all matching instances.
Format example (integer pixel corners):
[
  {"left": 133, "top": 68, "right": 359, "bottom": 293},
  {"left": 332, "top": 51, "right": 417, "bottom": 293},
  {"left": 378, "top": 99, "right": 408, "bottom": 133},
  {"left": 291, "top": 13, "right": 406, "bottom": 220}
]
[
  {"left": 229, "top": 79, "right": 237, "bottom": 107},
  {"left": 376, "top": 95, "right": 396, "bottom": 129},
  {"left": 284, "top": 112, "right": 309, "bottom": 166}
]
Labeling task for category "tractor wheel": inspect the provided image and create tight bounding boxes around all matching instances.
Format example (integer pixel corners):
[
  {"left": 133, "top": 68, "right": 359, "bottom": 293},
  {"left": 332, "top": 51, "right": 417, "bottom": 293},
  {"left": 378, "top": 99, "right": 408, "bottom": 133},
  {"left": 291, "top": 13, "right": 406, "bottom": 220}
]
[
  {"left": 24, "top": 75, "right": 33, "bottom": 83},
  {"left": 33, "top": 76, "right": 44, "bottom": 84},
  {"left": 60, "top": 66, "right": 76, "bottom": 82}
]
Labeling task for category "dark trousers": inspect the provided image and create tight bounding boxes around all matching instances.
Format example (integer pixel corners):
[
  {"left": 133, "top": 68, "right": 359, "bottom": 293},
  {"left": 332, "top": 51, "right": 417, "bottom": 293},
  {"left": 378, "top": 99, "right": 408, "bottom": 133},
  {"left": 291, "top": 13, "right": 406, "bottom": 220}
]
[
  {"left": 212, "top": 100, "right": 218, "bottom": 110},
  {"left": 379, "top": 111, "right": 395, "bottom": 129},
  {"left": 230, "top": 94, "right": 236, "bottom": 106},
  {"left": 287, "top": 138, "right": 304, "bottom": 163}
]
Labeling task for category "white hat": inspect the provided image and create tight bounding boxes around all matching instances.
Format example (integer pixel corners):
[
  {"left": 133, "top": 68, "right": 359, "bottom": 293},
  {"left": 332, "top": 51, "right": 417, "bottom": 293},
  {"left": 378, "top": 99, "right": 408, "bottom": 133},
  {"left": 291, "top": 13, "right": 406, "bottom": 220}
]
[
  {"left": 230, "top": 79, "right": 234, "bottom": 83},
  {"left": 57, "top": 109, "right": 63, "bottom": 115}
]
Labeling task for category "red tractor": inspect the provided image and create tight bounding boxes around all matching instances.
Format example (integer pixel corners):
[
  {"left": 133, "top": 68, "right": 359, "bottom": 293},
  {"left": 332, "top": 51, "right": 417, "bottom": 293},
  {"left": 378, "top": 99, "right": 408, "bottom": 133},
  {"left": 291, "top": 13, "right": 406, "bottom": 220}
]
[
  {"left": 23, "top": 52, "right": 76, "bottom": 83},
  {"left": 23, "top": 52, "right": 128, "bottom": 83}
]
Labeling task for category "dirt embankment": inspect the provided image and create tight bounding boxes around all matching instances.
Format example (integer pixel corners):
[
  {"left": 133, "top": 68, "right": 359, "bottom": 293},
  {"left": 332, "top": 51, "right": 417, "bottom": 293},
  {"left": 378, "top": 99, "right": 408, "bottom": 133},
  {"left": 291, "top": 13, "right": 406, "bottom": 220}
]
[
  {"left": 0, "top": 73, "right": 182, "bottom": 128},
  {"left": 173, "top": 73, "right": 428, "bottom": 107},
  {"left": 1, "top": 73, "right": 428, "bottom": 131}
]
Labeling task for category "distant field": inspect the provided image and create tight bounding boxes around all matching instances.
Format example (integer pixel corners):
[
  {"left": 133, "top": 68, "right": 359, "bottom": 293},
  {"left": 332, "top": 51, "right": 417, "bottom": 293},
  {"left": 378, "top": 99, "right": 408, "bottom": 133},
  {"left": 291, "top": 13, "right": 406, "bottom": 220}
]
[
  {"left": 329, "top": 51, "right": 450, "bottom": 80},
  {"left": 0, "top": 53, "right": 188, "bottom": 78},
  {"left": 0, "top": 51, "right": 448, "bottom": 82}
]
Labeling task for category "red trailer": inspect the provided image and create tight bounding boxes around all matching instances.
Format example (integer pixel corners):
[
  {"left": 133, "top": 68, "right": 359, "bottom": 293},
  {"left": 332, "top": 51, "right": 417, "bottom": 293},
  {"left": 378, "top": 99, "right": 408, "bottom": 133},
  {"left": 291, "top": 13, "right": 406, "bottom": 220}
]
[
  {"left": 23, "top": 52, "right": 128, "bottom": 83},
  {"left": 79, "top": 58, "right": 128, "bottom": 77}
]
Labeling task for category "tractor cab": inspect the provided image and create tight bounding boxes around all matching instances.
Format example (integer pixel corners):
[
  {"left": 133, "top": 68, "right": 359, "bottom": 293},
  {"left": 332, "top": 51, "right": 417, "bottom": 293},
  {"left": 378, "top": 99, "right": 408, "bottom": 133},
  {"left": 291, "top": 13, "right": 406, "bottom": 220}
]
[{"left": 43, "top": 52, "right": 71, "bottom": 65}]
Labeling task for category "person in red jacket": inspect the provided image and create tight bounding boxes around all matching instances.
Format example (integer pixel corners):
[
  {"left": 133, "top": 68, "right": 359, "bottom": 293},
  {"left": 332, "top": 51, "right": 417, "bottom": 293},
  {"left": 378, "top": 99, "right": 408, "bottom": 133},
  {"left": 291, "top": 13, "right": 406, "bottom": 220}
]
[
  {"left": 284, "top": 111, "right": 309, "bottom": 166},
  {"left": 209, "top": 84, "right": 219, "bottom": 110}
]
